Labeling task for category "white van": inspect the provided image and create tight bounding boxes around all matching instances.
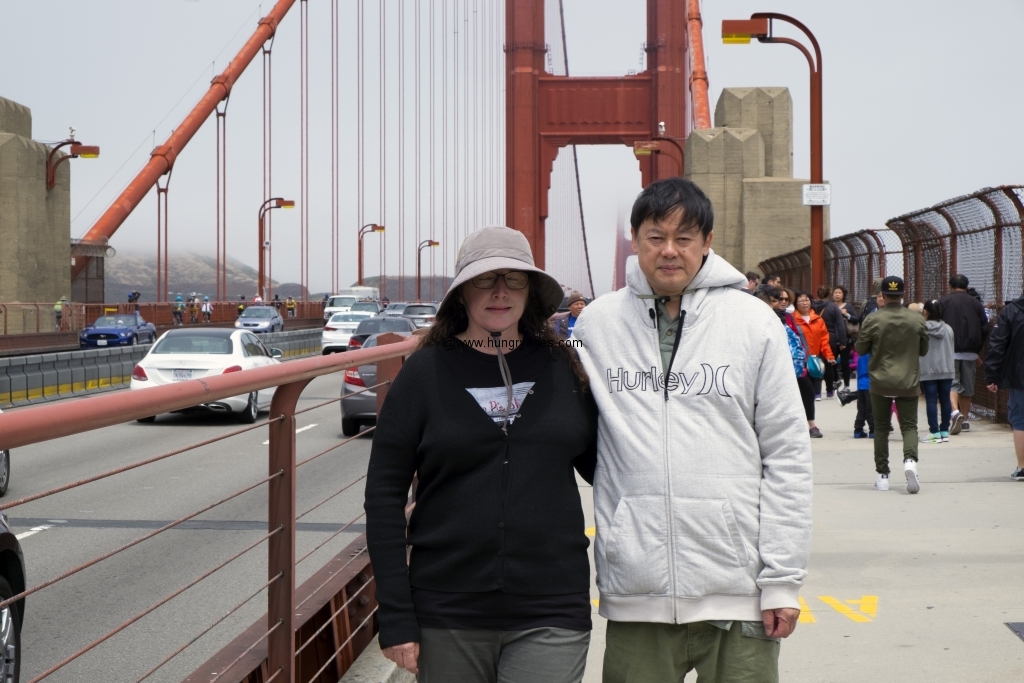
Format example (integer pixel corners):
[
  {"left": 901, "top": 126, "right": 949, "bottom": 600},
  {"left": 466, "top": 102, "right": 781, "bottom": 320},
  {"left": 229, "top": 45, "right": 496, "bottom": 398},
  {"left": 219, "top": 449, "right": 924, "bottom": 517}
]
[{"left": 324, "top": 287, "right": 380, "bottom": 319}]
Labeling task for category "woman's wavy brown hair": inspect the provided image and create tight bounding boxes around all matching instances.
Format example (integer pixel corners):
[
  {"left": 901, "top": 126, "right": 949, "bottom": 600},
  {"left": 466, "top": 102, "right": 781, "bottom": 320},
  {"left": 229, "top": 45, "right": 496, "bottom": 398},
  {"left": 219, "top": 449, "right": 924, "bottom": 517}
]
[{"left": 422, "top": 273, "right": 590, "bottom": 391}]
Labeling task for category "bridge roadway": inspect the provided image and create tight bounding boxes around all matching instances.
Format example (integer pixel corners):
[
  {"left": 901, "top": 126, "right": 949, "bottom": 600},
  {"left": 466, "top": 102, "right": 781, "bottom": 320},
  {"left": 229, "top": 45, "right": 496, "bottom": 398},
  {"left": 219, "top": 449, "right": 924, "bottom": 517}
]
[
  {"left": 7, "top": 371, "right": 367, "bottom": 682},
  {"left": 6, "top": 377, "right": 1024, "bottom": 682}
]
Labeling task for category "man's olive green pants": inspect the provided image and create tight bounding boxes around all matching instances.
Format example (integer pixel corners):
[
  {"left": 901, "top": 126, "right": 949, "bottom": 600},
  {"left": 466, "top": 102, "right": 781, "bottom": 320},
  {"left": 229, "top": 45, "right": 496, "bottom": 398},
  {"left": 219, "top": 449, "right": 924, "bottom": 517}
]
[
  {"left": 870, "top": 394, "right": 918, "bottom": 475},
  {"left": 602, "top": 620, "right": 780, "bottom": 683}
]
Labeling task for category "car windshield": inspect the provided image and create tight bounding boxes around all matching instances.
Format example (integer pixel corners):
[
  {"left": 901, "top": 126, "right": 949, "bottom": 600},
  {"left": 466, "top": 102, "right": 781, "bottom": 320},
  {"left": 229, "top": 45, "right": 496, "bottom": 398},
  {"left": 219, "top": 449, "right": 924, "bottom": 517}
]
[
  {"left": 387, "top": 303, "right": 407, "bottom": 312},
  {"left": 152, "top": 335, "right": 234, "bottom": 354},
  {"left": 403, "top": 305, "right": 436, "bottom": 316},
  {"left": 328, "top": 296, "right": 357, "bottom": 308},
  {"left": 331, "top": 313, "right": 367, "bottom": 323},
  {"left": 94, "top": 315, "right": 135, "bottom": 327},
  {"left": 240, "top": 307, "right": 274, "bottom": 318},
  {"left": 351, "top": 302, "right": 378, "bottom": 312}
]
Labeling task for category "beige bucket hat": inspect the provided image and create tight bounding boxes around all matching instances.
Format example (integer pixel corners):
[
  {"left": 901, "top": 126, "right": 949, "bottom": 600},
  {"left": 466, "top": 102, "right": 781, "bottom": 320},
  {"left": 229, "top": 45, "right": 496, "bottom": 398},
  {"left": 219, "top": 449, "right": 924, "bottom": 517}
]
[{"left": 438, "top": 226, "right": 564, "bottom": 317}]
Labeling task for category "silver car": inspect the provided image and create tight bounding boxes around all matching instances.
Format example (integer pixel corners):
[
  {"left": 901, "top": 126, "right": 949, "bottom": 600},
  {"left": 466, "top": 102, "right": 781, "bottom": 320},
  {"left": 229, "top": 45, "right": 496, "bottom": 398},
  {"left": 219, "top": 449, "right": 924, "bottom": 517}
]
[
  {"left": 340, "top": 332, "right": 413, "bottom": 436},
  {"left": 382, "top": 302, "right": 408, "bottom": 318},
  {"left": 401, "top": 303, "right": 438, "bottom": 328}
]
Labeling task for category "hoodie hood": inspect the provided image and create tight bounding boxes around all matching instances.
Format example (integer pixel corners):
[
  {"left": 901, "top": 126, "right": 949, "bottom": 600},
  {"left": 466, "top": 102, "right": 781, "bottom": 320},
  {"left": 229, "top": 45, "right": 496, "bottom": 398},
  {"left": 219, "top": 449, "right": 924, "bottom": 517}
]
[
  {"left": 925, "top": 319, "right": 947, "bottom": 338},
  {"left": 625, "top": 249, "right": 747, "bottom": 327}
]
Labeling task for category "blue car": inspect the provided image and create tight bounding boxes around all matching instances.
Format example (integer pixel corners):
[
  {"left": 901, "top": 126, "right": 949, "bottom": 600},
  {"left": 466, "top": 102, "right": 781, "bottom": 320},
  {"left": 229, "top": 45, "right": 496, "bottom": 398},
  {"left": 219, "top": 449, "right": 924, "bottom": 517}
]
[{"left": 79, "top": 313, "right": 157, "bottom": 348}]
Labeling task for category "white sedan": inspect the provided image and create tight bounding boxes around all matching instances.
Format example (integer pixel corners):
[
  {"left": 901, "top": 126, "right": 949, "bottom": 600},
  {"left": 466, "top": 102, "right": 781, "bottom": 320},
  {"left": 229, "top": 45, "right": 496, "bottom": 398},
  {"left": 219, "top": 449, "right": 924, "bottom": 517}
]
[
  {"left": 129, "top": 328, "right": 282, "bottom": 423},
  {"left": 322, "top": 312, "right": 374, "bottom": 354}
]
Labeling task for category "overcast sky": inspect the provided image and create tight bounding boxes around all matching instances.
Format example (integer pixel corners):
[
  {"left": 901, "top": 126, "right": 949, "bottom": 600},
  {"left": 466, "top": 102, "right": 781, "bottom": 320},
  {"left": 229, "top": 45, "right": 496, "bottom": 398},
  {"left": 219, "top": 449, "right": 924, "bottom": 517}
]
[{"left": 2, "top": 0, "right": 1022, "bottom": 295}]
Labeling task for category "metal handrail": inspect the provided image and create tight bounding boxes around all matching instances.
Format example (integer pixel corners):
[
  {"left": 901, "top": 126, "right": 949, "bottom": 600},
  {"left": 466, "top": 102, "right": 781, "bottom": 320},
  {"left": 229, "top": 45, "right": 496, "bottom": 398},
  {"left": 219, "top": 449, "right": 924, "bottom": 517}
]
[{"left": 0, "top": 334, "right": 421, "bottom": 681}]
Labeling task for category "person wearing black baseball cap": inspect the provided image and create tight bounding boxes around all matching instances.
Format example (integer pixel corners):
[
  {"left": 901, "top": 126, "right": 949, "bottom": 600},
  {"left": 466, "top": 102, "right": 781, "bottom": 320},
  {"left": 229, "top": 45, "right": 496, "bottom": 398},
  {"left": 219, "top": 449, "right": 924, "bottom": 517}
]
[{"left": 855, "top": 276, "right": 930, "bottom": 493}]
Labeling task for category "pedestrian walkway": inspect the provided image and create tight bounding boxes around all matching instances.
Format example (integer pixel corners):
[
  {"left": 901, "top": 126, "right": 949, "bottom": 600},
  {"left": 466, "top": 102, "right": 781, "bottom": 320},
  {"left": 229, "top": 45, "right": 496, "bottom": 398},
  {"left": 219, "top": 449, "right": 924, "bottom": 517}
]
[{"left": 580, "top": 395, "right": 1024, "bottom": 682}]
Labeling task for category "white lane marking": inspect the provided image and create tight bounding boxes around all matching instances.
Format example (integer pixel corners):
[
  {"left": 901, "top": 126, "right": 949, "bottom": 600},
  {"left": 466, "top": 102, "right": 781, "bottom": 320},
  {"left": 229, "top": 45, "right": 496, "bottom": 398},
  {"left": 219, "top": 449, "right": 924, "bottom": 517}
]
[
  {"left": 263, "top": 423, "right": 318, "bottom": 445},
  {"left": 16, "top": 525, "right": 53, "bottom": 540}
]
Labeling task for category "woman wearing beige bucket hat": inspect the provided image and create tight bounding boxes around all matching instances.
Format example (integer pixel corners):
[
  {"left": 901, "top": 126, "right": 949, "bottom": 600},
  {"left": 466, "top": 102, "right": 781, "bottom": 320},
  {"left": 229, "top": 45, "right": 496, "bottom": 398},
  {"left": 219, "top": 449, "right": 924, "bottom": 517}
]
[{"left": 365, "top": 227, "right": 598, "bottom": 682}]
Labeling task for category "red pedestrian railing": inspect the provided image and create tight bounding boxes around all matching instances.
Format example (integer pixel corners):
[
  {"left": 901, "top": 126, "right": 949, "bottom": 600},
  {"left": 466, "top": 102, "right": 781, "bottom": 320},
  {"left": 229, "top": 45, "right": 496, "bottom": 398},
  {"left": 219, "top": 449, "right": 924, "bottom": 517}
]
[{"left": 0, "top": 333, "right": 420, "bottom": 682}]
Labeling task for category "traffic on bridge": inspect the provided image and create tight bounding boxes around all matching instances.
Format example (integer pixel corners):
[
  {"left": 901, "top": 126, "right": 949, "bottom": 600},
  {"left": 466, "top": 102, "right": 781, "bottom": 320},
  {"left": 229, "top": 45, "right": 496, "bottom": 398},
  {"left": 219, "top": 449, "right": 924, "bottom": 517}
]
[{"left": 0, "top": 1, "right": 1022, "bottom": 682}]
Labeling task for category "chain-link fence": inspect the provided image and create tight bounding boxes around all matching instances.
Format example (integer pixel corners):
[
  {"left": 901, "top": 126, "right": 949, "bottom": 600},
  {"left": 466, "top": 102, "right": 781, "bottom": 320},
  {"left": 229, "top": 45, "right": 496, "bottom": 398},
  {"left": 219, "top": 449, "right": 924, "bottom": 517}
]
[{"left": 758, "top": 185, "right": 1024, "bottom": 423}]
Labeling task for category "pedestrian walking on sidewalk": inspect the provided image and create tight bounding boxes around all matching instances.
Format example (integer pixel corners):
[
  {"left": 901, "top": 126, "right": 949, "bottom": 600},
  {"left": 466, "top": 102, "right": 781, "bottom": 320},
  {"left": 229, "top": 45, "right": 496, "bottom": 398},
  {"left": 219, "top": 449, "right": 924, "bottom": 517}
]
[
  {"left": 573, "top": 178, "right": 813, "bottom": 683},
  {"left": 364, "top": 227, "right": 598, "bottom": 682},
  {"left": 793, "top": 292, "right": 836, "bottom": 419},
  {"left": 765, "top": 288, "right": 819, "bottom": 438},
  {"left": 940, "top": 274, "right": 989, "bottom": 434},
  {"left": 856, "top": 276, "right": 929, "bottom": 493},
  {"left": 982, "top": 293, "right": 1024, "bottom": 481},
  {"left": 917, "top": 300, "right": 955, "bottom": 444}
]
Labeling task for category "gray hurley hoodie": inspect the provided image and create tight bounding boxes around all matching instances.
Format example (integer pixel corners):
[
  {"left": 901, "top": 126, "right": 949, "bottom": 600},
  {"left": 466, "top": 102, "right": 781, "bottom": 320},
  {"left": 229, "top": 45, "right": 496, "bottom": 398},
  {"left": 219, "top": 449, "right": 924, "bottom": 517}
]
[{"left": 573, "top": 251, "right": 813, "bottom": 624}]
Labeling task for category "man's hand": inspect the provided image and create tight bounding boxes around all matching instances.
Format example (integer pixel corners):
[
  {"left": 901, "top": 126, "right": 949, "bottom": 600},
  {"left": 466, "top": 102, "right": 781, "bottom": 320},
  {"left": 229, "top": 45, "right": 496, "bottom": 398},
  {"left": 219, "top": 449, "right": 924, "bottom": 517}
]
[
  {"left": 382, "top": 642, "right": 420, "bottom": 673},
  {"left": 987, "top": 383, "right": 999, "bottom": 393},
  {"left": 762, "top": 608, "right": 800, "bottom": 638}
]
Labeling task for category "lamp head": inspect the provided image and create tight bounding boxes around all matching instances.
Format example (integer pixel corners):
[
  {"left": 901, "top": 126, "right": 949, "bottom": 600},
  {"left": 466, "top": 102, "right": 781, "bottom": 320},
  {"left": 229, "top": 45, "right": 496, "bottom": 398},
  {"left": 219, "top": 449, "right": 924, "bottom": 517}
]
[
  {"left": 277, "top": 199, "right": 295, "bottom": 209},
  {"left": 722, "top": 18, "right": 770, "bottom": 44}
]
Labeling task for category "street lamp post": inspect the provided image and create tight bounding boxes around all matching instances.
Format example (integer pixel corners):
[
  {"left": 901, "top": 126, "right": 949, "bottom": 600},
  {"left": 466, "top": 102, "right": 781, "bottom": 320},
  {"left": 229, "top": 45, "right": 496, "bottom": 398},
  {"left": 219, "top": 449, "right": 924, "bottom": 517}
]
[
  {"left": 358, "top": 224, "right": 385, "bottom": 286},
  {"left": 416, "top": 240, "right": 440, "bottom": 301},
  {"left": 46, "top": 131, "right": 100, "bottom": 190},
  {"left": 722, "top": 14, "right": 825, "bottom": 291},
  {"left": 258, "top": 198, "right": 295, "bottom": 301}
]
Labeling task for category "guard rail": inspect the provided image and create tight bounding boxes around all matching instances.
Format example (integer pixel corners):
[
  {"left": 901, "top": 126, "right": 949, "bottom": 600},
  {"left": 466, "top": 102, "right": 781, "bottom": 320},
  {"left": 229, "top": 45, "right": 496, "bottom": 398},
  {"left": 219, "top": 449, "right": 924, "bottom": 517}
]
[
  {"left": 0, "top": 333, "right": 419, "bottom": 682},
  {"left": 0, "top": 328, "right": 323, "bottom": 408}
]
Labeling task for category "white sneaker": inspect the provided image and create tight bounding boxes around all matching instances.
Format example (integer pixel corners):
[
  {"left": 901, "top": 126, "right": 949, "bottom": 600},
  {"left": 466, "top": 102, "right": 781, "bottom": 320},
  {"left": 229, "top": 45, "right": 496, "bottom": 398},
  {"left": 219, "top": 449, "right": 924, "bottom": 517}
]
[
  {"left": 874, "top": 473, "right": 889, "bottom": 491},
  {"left": 904, "top": 459, "right": 920, "bottom": 494}
]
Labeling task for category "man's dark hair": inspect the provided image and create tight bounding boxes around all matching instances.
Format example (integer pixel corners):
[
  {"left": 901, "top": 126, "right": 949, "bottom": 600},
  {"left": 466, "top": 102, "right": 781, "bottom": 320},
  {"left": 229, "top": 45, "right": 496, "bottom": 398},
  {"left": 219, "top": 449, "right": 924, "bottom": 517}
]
[
  {"left": 630, "top": 177, "right": 713, "bottom": 237},
  {"left": 949, "top": 274, "right": 969, "bottom": 290},
  {"left": 745, "top": 271, "right": 761, "bottom": 282},
  {"left": 764, "top": 273, "right": 780, "bottom": 285},
  {"left": 764, "top": 287, "right": 782, "bottom": 300}
]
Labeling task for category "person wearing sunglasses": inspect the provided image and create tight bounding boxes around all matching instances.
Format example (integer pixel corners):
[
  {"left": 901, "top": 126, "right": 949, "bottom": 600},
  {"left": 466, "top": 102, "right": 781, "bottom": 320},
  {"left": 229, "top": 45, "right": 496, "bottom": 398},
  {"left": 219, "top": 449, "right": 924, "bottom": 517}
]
[{"left": 365, "top": 227, "right": 597, "bottom": 682}]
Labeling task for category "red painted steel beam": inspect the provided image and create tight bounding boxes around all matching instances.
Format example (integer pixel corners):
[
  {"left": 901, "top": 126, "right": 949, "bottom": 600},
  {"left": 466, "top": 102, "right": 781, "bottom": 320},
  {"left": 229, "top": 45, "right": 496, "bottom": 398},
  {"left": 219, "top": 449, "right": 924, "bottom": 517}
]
[
  {"left": 71, "top": 0, "right": 298, "bottom": 280},
  {"left": 0, "top": 338, "right": 419, "bottom": 451},
  {"left": 687, "top": 0, "right": 712, "bottom": 130}
]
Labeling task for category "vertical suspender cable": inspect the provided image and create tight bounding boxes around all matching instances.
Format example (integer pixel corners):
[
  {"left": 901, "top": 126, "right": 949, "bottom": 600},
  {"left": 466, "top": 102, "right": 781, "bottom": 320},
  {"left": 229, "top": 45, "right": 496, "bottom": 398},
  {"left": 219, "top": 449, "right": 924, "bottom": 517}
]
[
  {"left": 429, "top": 0, "right": 435, "bottom": 300},
  {"left": 331, "top": 0, "right": 339, "bottom": 294},
  {"left": 398, "top": 0, "right": 405, "bottom": 299},
  {"left": 463, "top": 0, "right": 469, "bottom": 241},
  {"left": 358, "top": 0, "right": 364, "bottom": 287},
  {"left": 558, "top": 0, "right": 595, "bottom": 298},
  {"left": 473, "top": 1, "right": 478, "bottom": 233},
  {"left": 215, "top": 101, "right": 229, "bottom": 301},
  {"left": 415, "top": 0, "right": 422, "bottom": 300},
  {"left": 442, "top": 0, "right": 448, "bottom": 281},
  {"left": 299, "top": 0, "right": 309, "bottom": 300},
  {"left": 380, "top": 0, "right": 387, "bottom": 298},
  {"left": 452, "top": 0, "right": 459, "bottom": 256}
]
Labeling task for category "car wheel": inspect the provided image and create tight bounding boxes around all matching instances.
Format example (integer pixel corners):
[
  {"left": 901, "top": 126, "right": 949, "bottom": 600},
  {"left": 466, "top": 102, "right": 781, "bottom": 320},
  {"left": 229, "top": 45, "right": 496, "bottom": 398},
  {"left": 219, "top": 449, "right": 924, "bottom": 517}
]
[
  {"left": 342, "top": 418, "right": 361, "bottom": 437},
  {"left": 136, "top": 416, "right": 157, "bottom": 424},
  {"left": 0, "top": 576, "right": 21, "bottom": 683},
  {"left": 0, "top": 451, "right": 9, "bottom": 497},
  {"left": 238, "top": 392, "right": 259, "bottom": 424}
]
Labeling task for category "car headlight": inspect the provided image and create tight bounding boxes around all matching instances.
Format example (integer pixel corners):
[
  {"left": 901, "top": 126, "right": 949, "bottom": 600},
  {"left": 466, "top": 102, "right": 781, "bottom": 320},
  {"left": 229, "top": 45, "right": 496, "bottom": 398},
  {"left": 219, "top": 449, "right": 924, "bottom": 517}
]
[
  {"left": 120, "top": 332, "right": 128, "bottom": 337},
  {"left": 234, "top": 321, "right": 242, "bottom": 327}
]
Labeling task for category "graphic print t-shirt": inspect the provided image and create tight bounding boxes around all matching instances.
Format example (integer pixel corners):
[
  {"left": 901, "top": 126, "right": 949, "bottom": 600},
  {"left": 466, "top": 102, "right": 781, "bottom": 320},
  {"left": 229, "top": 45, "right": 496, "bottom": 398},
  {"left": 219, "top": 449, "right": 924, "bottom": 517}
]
[
  {"left": 420, "top": 338, "right": 592, "bottom": 632},
  {"left": 440, "top": 339, "right": 549, "bottom": 424}
]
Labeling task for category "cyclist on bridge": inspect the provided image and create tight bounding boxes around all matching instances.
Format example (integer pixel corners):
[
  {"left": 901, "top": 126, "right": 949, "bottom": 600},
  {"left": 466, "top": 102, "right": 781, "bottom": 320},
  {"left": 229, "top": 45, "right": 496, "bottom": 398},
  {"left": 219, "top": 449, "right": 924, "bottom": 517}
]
[
  {"left": 201, "top": 296, "right": 213, "bottom": 323},
  {"left": 285, "top": 296, "right": 296, "bottom": 318},
  {"left": 171, "top": 296, "right": 184, "bottom": 326}
]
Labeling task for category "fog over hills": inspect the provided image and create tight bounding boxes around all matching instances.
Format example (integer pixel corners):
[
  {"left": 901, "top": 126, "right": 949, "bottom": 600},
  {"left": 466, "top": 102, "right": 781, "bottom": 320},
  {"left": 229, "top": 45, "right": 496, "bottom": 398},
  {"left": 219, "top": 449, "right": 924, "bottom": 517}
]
[
  {"left": 104, "top": 251, "right": 309, "bottom": 302},
  {"left": 104, "top": 252, "right": 453, "bottom": 303}
]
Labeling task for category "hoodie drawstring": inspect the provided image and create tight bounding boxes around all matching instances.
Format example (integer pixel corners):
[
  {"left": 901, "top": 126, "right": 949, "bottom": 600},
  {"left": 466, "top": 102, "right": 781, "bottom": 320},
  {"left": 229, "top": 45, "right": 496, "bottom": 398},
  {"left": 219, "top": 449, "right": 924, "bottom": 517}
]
[{"left": 491, "top": 332, "right": 514, "bottom": 436}]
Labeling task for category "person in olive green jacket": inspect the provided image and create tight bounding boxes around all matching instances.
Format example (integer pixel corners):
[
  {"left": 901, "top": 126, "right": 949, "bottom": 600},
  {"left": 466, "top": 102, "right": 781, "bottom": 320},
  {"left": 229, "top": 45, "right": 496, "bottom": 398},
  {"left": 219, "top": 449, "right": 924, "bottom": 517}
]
[{"left": 855, "top": 276, "right": 929, "bottom": 494}]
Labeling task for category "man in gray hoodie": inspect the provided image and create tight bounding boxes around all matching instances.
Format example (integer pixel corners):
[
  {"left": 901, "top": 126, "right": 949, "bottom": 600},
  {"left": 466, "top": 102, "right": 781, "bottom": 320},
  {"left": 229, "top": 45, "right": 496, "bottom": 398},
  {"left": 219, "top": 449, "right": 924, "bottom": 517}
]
[{"left": 574, "top": 178, "right": 813, "bottom": 683}]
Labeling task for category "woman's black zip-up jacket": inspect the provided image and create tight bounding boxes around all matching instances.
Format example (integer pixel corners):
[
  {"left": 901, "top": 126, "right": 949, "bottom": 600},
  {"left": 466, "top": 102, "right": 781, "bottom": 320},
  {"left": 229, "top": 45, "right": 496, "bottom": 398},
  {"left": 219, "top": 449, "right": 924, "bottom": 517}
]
[{"left": 364, "top": 343, "right": 598, "bottom": 648}]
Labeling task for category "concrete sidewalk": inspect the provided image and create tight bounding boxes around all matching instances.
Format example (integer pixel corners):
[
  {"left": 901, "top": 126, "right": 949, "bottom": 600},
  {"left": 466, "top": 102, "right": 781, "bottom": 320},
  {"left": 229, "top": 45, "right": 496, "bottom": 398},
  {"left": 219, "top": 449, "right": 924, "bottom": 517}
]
[{"left": 581, "top": 395, "right": 1024, "bottom": 682}]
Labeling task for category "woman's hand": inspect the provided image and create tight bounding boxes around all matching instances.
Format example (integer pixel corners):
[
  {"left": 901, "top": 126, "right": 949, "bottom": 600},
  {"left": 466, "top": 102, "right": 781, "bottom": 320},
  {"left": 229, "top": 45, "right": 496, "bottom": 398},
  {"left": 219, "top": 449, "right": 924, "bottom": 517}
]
[{"left": 382, "top": 642, "right": 421, "bottom": 673}]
